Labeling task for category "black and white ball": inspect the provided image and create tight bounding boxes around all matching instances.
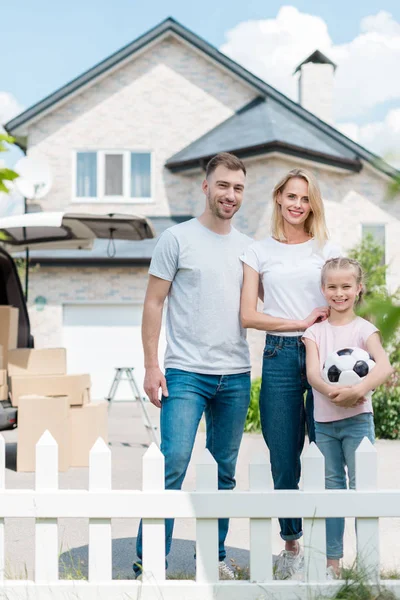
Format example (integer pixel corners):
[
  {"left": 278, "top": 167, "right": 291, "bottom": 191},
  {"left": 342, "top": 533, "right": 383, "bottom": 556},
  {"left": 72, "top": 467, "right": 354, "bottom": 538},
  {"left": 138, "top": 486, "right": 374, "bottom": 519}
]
[{"left": 322, "top": 347, "right": 375, "bottom": 388}]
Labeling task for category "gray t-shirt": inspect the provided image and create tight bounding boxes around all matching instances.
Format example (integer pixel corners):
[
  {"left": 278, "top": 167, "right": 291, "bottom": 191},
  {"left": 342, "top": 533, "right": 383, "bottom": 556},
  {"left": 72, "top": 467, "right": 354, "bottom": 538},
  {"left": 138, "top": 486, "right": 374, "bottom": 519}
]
[{"left": 149, "top": 218, "right": 252, "bottom": 375}]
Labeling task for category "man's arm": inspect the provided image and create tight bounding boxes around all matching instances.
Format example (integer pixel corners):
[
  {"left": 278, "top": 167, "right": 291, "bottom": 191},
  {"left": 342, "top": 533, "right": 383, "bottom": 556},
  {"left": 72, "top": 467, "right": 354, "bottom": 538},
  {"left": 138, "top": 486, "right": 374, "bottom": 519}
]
[{"left": 142, "top": 275, "right": 172, "bottom": 408}]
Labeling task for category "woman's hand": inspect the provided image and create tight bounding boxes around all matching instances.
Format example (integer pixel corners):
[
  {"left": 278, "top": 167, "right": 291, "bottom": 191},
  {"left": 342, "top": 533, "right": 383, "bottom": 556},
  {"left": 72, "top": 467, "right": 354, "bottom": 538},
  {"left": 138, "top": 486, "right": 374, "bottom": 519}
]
[
  {"left": 328, "top": 385, "right": 366, "bottom": 408},
  {"left": 302, "top": 307, "right": 330, "bottom": 330}
]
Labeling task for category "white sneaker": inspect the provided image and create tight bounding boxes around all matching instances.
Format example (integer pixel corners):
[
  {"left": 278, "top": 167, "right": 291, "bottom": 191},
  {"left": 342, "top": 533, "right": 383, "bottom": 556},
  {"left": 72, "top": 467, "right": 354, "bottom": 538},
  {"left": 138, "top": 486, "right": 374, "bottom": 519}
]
[
  {"left": 219, "top": 561, "right": 235, "bottom": 580},
  {"left": 274, "top": 548, "right": 304, "bottom": 580},
  {"left": 326, "top": 566, "right": 339, "bottom": 580}
]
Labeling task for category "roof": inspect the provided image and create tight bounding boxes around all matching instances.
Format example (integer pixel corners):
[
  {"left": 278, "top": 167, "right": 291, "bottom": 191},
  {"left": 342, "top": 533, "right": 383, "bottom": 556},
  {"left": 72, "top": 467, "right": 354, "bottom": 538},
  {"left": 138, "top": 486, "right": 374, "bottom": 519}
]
[
  {"left": 5, "top": 17, "right": 398, "bottom": 179},
  {"left": 294, "top": 50, "right": 337, "bottom": 74},
  {"left": 15, "top": 216, "right": 192, "bottom": 266},
  {"left": 167, "top": 97, "right": 361, "bottom": 172}
]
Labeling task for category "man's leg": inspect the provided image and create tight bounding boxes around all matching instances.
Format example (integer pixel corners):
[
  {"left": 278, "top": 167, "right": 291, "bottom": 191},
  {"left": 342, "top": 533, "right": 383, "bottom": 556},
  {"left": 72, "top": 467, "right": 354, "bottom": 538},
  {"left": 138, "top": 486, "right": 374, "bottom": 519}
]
[
  {"left": 135, "top": 369, "right": 207, "bottom": 571},
  {"left": 204, "top": 371, "right": 251, "bottom": 561}
]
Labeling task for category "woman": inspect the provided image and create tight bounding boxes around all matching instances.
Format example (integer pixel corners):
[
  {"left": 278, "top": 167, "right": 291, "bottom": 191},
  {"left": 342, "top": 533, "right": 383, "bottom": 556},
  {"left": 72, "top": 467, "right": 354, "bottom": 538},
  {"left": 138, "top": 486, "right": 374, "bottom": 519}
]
[{"left": 240, "top": 168, "right": 341, "bottom": 579}]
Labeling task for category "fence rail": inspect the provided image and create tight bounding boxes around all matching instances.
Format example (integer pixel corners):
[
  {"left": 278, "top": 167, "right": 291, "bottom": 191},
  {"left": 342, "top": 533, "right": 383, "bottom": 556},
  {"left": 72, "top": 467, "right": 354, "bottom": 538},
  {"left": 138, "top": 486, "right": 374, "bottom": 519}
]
[{"left": 0, "top": 432, "right": 399, "bottom": 599}]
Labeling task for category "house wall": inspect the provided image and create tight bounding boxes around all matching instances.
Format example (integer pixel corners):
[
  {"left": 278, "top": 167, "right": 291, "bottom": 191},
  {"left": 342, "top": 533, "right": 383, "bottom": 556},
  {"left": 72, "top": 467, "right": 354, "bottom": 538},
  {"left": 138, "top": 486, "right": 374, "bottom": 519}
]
[
  {"left": 27, "top": 35, "right": 256, "bottom": 216},
  {"left": 24, "top": 33, "right": 400, "bottom": 379}
]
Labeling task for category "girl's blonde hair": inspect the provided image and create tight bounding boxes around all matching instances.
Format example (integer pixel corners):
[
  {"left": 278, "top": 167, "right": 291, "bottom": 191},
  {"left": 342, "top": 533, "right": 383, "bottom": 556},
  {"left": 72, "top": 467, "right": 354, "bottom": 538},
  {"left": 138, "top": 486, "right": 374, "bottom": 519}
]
[
  {"left": 271, "top": 168, "right": 328, "bottom": 246},
  {"left": 321, "top": 257, "right": 365, "bottom": 306}
]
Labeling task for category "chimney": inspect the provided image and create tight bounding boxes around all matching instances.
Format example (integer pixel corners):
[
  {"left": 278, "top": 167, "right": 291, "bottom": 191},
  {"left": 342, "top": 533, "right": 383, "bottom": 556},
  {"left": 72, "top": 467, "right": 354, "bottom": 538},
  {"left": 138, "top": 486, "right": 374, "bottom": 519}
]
[{"left": 294, "top": 50, "right": 336, "bottom": 125}]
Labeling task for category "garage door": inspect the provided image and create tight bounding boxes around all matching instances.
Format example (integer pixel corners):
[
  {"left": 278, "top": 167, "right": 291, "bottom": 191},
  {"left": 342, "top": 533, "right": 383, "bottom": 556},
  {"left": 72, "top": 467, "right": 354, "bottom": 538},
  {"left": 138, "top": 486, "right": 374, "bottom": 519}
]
[{"left": 62, "top": 304, "right": 166, "bottom": 401}]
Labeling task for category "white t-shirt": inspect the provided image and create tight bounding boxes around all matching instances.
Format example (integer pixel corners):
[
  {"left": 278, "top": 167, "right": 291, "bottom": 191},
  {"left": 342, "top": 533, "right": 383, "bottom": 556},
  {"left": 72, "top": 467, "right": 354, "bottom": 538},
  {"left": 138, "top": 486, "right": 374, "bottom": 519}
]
[
  {"left": 241, "top": 236, "right": 341, "bottom": 336},
  {"left": 149, "top": 218, "right": 252, "bottom": 375},
  {"left": 303, "top": 317, "right": 378, "bottom": 422}
]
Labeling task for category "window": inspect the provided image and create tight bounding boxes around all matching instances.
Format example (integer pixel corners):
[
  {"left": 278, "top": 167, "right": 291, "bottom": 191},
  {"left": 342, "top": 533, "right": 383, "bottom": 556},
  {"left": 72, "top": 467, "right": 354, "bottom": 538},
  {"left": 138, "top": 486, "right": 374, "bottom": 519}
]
[
  {"left": 76, "top": 152, "right": 97, "bottom": 197},
  {"left": 362, "top": 224, "right": 386, "bottom": 264},
  {"left": 75, "top": 150, "right": 152, "bottom": 202}
]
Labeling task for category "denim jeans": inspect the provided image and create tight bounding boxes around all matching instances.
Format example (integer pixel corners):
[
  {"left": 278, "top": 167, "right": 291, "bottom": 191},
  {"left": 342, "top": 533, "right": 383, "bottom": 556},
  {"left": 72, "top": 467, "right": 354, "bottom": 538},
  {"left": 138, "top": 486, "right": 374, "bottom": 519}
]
[
  {"left": 134, "top": 368, "right": 251, "bottom": 571},
  {"left": 259, "top": 334, "right": 314, "bottom": 541},
  {"left": 315, "top": 413, "right": 375, "bottom": 559}
]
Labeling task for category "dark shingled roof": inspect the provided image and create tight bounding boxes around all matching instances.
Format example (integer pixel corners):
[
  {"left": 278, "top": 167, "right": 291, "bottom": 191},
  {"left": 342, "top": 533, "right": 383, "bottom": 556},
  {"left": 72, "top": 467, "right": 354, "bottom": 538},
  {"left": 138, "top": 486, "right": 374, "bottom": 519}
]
[
  {"left": 166, "top": 97, "right": 361, "bottom": 172},
  {"left": 17, "top": 216, "right": 192, "bottom": 266}
]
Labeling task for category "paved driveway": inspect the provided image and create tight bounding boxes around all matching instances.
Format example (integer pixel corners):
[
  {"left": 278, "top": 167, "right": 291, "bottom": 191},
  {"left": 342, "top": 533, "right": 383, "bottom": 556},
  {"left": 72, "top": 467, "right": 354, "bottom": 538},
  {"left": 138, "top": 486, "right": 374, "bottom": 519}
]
[{"left": 2, "top": 401, "right": 400, "bottom": 579}]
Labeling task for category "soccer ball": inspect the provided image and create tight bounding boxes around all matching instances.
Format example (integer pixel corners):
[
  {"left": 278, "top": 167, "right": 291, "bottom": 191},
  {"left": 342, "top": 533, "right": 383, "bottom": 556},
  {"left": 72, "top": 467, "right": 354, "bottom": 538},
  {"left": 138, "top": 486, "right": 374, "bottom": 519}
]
[{"left": 322, "top": 347, "right": 375, "bottom": 389}]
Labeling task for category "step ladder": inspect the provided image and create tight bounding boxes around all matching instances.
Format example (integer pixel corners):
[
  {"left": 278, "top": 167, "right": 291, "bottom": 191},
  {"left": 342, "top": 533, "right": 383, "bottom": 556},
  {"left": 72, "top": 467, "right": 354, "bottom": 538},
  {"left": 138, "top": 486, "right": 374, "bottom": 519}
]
[{"left": 105, "top": 367, "right": 160, "bottom": 446}]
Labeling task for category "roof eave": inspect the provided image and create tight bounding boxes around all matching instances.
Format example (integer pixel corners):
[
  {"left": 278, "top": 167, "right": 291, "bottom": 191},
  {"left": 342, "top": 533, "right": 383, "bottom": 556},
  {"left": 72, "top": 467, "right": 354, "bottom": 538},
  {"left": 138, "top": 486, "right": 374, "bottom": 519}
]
[{"left": 166, "top": 141, "right": 363, "bottom": 174}]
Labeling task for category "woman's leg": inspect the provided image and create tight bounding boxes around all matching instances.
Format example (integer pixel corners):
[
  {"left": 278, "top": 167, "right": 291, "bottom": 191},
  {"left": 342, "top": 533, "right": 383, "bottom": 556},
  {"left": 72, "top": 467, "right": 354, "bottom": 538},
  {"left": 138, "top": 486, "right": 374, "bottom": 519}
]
[
  {"left": 315, "top": 420, "right": 347, "bottom": 572},
  {"left": 259, "top": 335, "right": 306, "bottom": 544}
]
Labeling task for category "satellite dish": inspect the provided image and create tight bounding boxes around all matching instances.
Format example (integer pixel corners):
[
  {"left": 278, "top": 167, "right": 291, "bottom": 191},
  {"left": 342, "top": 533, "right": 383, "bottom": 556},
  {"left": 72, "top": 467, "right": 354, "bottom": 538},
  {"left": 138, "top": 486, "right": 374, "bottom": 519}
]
[{"left": 14, "top": 155, "right": 52, "bottom": 199}]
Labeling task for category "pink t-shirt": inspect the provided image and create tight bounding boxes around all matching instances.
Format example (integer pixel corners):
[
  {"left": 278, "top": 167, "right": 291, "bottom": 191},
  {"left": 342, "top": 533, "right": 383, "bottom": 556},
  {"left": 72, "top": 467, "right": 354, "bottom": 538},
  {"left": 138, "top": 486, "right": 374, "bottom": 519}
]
[{"left": 303, "top": 317, "right": 378, "bottom": 423}]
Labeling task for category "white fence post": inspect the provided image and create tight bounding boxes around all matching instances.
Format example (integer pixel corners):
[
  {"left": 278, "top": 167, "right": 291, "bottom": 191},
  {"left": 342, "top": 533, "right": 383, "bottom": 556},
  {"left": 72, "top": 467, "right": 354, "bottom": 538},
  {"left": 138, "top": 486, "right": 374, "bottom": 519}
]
[
  {"left": 0, "top": 435, "right": 5, "bottom": 581},
  {"left": 303, "top": 442, "right": 326, "bottom": 582},
  {"left": 142, "top": 443, "right": 166, "bottom": 581},
  {"left": 35, "top": 430, "right": 58, "bottom": 582},
  {"left": 89, "top": 438, "right": 112, "bottom": 582},
  {"left": 249, "top": 452, "right": 273, "bottom": 582},
  {"left": 356, "top": 437, "right": 379, "bottom": 582},
  {"left": 196, "top": 449, "right": 218, "bottom": 582}
]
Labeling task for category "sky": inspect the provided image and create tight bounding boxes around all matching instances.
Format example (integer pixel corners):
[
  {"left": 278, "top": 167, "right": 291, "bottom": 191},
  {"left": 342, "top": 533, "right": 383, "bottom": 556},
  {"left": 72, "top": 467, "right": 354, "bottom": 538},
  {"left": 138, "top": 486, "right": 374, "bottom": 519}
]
[{"left": 1, "top": 0, "right": 400, "bottom": 169}]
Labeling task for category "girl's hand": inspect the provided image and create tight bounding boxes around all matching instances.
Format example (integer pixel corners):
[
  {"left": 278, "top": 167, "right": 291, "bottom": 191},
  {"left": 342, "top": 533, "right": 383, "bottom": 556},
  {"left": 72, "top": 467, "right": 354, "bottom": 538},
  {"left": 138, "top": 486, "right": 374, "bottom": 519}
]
[
  {"left": 302, "top": 307, "right": 330, "bottom": 329},
  {"left": 328, "top": 385, "right": 366, "bottom": 408}
]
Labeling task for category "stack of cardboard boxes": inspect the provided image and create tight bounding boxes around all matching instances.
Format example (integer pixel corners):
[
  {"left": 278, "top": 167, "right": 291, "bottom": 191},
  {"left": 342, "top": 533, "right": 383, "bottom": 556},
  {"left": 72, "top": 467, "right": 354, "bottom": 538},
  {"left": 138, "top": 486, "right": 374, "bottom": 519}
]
[{"left": 0, "top": 306, "right": 108, "bottom": 472}]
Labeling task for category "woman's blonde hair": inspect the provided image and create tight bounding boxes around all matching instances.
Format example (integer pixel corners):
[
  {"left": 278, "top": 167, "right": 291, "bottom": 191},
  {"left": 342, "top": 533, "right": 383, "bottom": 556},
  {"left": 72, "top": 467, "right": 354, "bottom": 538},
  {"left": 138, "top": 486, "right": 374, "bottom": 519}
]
[
  {"left": 271, "top": 168, "right": 328, "bottom": 246},
  {"left": 321, "top": 257, "right": 365, "bottom": 306}
]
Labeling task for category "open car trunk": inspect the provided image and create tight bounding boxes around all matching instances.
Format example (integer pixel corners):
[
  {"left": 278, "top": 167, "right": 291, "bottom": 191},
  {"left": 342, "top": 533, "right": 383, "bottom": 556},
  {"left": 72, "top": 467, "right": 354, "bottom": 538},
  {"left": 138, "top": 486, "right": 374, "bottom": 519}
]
[{"left": 0, "top": 212, "right": 155, "bottom": 349}]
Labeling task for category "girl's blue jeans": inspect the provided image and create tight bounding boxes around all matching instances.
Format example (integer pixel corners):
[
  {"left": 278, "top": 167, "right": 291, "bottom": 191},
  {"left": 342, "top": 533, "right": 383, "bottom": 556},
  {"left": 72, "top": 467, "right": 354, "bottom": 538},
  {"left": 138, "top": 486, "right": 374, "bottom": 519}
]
[{"left": 315, "top": 413, "right": 375, "bottom": 559}]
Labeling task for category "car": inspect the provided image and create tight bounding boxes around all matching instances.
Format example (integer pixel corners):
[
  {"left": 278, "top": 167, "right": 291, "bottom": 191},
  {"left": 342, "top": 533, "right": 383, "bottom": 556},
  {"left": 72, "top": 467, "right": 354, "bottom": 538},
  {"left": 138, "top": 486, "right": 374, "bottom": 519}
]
[{"left": 0, "top": 211, "right": 154, "bottom": 430}]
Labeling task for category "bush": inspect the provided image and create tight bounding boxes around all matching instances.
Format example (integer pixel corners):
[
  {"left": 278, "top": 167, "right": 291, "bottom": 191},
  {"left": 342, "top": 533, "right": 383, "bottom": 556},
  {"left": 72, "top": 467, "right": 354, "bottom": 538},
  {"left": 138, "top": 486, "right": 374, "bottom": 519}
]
[
  {"left": 244, "top": 378, "right": 261, "bottom": 433},
  {"left": 373, "top": 341, "right": 400, "bottom": 440}
]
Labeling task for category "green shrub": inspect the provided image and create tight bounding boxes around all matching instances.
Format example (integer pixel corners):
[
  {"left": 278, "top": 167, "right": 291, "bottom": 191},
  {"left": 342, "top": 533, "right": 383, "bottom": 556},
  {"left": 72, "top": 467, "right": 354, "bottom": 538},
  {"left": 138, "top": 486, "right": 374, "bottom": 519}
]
[{"left": 244, "top": 378, "right": 261, "bottom": 433}]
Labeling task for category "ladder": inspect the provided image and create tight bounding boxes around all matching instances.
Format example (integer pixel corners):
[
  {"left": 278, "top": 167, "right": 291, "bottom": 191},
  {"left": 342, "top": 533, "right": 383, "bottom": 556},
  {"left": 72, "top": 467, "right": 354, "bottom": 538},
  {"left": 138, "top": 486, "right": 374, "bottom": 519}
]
[{"left": 105, "top": 367, "right": 160, "bottom": 446}]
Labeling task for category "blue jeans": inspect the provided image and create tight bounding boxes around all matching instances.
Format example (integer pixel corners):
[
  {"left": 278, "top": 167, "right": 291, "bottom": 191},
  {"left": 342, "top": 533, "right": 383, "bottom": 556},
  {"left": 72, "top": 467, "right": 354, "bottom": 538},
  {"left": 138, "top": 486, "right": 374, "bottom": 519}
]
[
  {"left": 134, "top": 368, "right": 251, "bottom": 571},
  {"left": 259, "top": 334, "right": 314, "bottom": 541},
  {"left": 315, "top": 413, "right": 375, "bottom": 559}
]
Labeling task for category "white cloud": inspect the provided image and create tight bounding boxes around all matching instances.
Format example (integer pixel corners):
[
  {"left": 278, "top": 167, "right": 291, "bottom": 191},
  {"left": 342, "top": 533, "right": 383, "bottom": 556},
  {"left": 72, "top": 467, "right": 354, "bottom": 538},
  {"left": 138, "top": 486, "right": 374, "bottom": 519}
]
[
  {"left": 338, "top": 108, "right": 400, "bottom": 168},
  {"left": 220, "top": 7, "right": 400, "bottom": 122},
  {"left": 0, "top": 92, "right": 22, "bottom": 130}
]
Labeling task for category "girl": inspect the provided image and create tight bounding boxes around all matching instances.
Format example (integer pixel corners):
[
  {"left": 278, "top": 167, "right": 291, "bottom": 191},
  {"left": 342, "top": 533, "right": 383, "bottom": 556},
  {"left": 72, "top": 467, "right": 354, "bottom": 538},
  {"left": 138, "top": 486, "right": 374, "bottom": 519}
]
[
  {"left": 240, "top": 168, "right": 341, "bottom": 579},
  {"left": 302, "top": 257, "right": 393, "bottom": 579}
]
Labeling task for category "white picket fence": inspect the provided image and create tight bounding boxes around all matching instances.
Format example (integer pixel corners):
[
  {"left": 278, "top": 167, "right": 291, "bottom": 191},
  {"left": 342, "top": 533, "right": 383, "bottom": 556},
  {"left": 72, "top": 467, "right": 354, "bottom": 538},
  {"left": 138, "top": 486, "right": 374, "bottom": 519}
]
[{"left": 0, "top": 432, "right": 399, "bottom": 600}]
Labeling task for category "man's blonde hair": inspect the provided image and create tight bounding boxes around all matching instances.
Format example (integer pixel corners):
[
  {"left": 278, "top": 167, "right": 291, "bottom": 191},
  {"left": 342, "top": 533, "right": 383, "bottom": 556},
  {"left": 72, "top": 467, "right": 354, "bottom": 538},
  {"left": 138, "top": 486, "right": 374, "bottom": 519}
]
[{"left": 271, "top": 168, "right": 328, "bottom": 246}]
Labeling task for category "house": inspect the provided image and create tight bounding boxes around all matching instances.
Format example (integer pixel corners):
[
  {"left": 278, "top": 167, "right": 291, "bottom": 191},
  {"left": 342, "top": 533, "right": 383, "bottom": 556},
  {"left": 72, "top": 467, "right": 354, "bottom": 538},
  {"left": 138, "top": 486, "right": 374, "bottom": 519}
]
[{"left": 5, "top": 17, "right": 400, "bottom": 396}]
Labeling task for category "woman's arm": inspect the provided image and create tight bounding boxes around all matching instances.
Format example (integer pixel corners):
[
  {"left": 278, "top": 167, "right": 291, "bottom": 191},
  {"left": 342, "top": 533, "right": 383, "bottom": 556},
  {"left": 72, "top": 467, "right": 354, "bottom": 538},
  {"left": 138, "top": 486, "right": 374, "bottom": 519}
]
[
  {"left": 240, "top": 263, "right": 329, "bottom": 332},
  {"left": 329, "top": 332, "right": 393, "bottom": 407},
  {"left": 303, "top": 338, "right": 339, "bottom": 397}
]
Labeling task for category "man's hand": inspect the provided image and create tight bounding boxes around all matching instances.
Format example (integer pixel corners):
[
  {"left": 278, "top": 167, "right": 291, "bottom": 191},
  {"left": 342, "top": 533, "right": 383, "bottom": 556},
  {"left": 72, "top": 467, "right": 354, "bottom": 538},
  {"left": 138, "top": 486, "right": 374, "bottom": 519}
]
[
  {"left": 328, "top": 385, "right": 366, "bottom": 408},
  {"left": 144, "top": 366, "right": 169, "bottom": 408}
]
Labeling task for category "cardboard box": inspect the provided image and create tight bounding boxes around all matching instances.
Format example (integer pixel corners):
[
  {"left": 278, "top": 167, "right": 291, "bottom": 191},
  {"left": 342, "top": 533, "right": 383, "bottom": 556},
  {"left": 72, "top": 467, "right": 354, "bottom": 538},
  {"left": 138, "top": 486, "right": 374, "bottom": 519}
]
[
  {"left": 0, "top": 306, "right": 18, "bottom": 363},
  {"left": 0, "top": 369, "right": 8, "bottom": 400},
  {"left": 70, "top": 402, "right": 108, "bottom": 467},
  {"left": 17, "top": 394, "right": 71, "bottom": 472},
  {"left": 10, "top": 374, "right": 91, "bottom": 407},
  {"left": 7, "top": 348, "right": 66, "bottom": 377}
]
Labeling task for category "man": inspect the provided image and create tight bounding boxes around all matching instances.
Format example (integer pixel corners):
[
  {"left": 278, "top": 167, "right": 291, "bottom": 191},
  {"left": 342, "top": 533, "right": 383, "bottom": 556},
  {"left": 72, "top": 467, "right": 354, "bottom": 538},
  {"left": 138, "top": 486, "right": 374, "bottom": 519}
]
[{"left": 134, "top": 152, "right": 252, "bottom": 580}]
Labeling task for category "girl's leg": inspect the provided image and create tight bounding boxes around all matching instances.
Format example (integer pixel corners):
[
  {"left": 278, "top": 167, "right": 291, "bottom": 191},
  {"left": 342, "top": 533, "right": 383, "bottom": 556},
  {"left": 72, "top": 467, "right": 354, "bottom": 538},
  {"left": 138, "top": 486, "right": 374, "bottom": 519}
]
[
  {"left": 341, "top": 413, "right": 375, "bottom": 571},
  {"left": 315, "top": 421, "right": 347, "bottom": 572}
]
